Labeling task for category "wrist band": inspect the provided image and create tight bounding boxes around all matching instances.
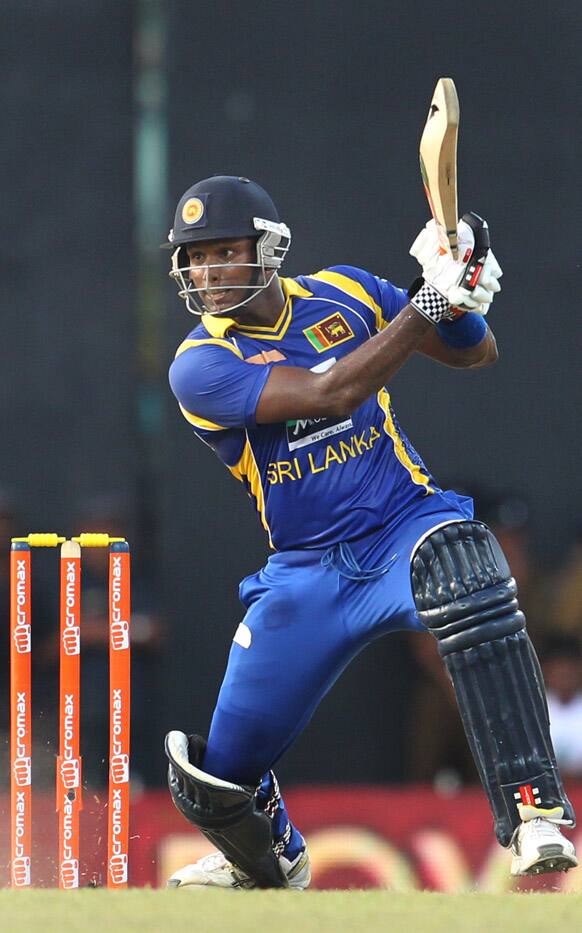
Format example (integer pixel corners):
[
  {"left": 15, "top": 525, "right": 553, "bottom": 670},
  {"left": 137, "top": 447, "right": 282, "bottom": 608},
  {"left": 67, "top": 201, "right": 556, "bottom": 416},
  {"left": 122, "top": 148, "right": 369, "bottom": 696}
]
[
  {"left": 410, "top": 282, "right": 450, "bottom": 324},
  {"left": 436, "top": 312, "right": 487, "bottom": 348}
]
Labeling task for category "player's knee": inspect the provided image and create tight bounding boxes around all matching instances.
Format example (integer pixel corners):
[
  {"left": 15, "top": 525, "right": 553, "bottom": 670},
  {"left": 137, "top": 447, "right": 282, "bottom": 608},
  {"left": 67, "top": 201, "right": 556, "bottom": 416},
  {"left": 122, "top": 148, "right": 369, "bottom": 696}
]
[{"left": 410, "top": 520, "right": 525, "bottom": 656}]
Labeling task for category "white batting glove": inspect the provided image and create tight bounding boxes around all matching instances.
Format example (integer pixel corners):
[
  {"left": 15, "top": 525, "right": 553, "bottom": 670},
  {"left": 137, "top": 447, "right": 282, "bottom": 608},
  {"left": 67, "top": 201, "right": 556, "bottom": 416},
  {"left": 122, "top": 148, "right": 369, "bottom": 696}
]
[
  {"left": 409, "top": 214, "right": 502, "bottom": 322},
  {"left": 464, "top": 250, "right": 503, "bottom": 315}
]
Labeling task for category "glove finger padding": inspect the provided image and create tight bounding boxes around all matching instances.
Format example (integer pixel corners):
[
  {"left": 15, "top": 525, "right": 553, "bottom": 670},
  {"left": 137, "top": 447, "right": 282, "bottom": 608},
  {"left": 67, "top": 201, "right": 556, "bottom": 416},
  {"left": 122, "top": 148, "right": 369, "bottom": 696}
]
[
  {"left": 408, "top": 224, "right": 446, "bottom": 269},
  {"left": 479, "top": 250, "right": 503, "bottom": 291},
  {"left": 451, "top": 247, "right": 503, "bottom": 315},
  {"left": 409, "top": 213, "right": 502, "bottom": 321},
  {"left": 448, "top": 286, "right": 487, "bottom": 311}
]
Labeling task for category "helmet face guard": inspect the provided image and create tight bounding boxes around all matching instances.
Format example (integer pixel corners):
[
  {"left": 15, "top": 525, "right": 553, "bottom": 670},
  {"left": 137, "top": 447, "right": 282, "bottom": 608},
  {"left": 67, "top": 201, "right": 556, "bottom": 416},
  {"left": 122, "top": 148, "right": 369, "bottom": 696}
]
[
  {"left": 164, "top": 176, "right": 292, "bottom": 316},
  {"left": 169, "top": 217, "right": 291, "bottom": 316}
]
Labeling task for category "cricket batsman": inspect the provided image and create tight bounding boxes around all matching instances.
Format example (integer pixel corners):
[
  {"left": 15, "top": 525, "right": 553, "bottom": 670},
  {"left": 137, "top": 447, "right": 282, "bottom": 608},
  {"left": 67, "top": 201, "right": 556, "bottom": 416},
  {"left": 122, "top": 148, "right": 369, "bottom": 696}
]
[{"left": 163, "top": 175, "right": 577, "bottom": 889}]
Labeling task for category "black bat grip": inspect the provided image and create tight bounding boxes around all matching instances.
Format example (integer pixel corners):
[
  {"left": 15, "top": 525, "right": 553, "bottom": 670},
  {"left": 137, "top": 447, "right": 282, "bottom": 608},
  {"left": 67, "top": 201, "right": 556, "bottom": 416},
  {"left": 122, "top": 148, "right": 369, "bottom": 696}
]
[{"left": 459, "top": 212, "right": 490, "bottom": 292}]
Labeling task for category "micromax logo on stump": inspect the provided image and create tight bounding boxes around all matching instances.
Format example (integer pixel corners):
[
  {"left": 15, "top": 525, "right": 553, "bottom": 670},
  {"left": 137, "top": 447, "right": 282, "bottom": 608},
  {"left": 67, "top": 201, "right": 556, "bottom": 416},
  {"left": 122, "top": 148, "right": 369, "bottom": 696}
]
[
  {"left": 12, "top": 855, "right": 31, "bottom": 887},
  {"left": 62, "top": 561, "right": 80, "bottom": 655},
  {"left": 60, "top": 792, "right": 79, "bottom": 888},
  {"left": 109, "top": 788, "right": 128, "bottom": 884},
  {"left": 13, "top": 790, "right": 28, "bottom": 864},
  {"left": 110, "top": 689, "right": 129, "bottom": 783},
  {"left": 110, "top": 556, "right": 129, "bottom": 650},
  {"left": 60, "top": 692, "right": 80, "bottom": 787},
  {"left": 14, "top": 691, "right": 31, "bottom": 785},
  {"left": 13, "top": 560, "right": 31, "bottom": 653},
  {"left": 60, "top": 857, "right": 79, "bottom": 889}
]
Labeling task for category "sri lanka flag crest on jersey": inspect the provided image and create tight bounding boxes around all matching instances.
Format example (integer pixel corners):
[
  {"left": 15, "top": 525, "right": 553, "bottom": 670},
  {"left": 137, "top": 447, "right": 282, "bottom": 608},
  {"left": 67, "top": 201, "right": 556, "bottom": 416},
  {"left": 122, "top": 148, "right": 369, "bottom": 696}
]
[{"left": 303, "top": 312, "right": 354, "bottom": 352}]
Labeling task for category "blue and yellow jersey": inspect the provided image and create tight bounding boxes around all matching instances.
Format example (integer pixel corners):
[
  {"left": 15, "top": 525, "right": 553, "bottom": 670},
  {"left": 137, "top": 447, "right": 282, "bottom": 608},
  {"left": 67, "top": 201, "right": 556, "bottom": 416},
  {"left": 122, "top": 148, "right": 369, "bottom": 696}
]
[{"left": 169, "top": 265, "right": 440, "bottom": 550}]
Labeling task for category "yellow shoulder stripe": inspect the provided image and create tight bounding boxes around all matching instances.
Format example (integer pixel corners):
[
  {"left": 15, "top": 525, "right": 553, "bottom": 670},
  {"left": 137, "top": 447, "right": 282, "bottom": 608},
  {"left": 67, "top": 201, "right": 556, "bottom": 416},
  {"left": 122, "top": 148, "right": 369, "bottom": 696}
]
[
  {"left": 310, "top": 270, "right": 386, "bottom": 332},
  {"left": 178, "top": 404, "right": 226, "bottom": 432},
  {"left": 377, "top": 389, "right": 433, "bottom": 492},
  {"left": 280, "top": 276, "right": 313, "bottom": 299},
  {"left": 175, "top": 337, "right": 243, "bottom": 359}
]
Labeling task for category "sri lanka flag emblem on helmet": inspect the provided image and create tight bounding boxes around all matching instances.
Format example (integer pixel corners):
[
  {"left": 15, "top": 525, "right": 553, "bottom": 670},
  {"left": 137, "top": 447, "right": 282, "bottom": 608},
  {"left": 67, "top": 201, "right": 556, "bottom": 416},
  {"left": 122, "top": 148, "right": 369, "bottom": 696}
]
[{"left": 181, "top": 197, "right": 207, "bottom": 225}]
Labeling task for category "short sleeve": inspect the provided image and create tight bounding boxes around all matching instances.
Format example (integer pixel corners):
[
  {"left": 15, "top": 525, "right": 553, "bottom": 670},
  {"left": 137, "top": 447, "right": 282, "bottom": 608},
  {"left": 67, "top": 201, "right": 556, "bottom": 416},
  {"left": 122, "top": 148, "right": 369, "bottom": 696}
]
[
  {"left": 169, "top": 340, "right": 274, "bottom": 430},
  {"left": 372, "top": 277, "right": 409, "bottom": 326},
  {"left": 310, "top": 265, "right": 409, "bottom": 331}
]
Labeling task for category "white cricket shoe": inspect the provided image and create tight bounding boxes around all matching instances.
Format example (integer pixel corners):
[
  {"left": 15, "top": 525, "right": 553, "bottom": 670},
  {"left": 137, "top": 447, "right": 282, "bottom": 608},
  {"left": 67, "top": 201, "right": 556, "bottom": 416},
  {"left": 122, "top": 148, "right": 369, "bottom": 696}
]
[
  {"left": 510, "top": 804, "right": 578, "bottom": 876},
  {"left": 167, "top": 847, "right": 311, "bottom": 890}
]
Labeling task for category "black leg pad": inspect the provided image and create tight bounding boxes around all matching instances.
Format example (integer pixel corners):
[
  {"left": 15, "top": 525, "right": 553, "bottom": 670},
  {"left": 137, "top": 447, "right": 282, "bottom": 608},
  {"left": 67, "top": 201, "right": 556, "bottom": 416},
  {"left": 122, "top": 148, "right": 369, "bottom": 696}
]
[
  {"left": 411, "top": 521, "right": 575, "bottom": 846},
  {"left": 165, "top": 731, "right": 287, "bottom": 888}
]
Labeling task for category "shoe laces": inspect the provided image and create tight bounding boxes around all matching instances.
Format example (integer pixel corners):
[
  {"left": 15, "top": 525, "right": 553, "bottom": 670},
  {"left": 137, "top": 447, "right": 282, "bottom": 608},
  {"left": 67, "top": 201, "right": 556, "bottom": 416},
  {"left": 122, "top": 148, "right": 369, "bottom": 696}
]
[
  {"left": 514, "top": 817, "right": 568, "bottom": 849},
  {"left": 528, "top": 816, "right": 570, "bottom": 833},
  {"left": 512, "top": 815, "right": 571, "bottom": 851},
  {"left": 200, "top": 851, "right": 255, "bottom": 888},
  {"left": 200, "top": 852, "right": 229, "bottom": 872}
]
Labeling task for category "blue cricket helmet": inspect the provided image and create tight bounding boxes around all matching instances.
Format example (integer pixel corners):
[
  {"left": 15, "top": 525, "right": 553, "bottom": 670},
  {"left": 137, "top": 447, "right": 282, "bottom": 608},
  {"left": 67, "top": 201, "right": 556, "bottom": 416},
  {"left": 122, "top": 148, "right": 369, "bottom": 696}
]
[
  {"left": 163, "top": 175, "right": 283, "bottom": 247},
  {"left": 165, "top": 175, "right": 292, "bottom": 316}
]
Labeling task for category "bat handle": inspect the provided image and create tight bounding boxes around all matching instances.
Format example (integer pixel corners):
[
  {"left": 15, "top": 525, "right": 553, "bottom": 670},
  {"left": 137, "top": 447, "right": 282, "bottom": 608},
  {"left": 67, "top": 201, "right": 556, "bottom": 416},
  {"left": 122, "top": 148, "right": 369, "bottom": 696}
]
[
  {"left": 458, "top": 212, "right": 490, "bottom": 289},
  {"left": 436, "top": 223, "right": 459, "bottom": 259}
]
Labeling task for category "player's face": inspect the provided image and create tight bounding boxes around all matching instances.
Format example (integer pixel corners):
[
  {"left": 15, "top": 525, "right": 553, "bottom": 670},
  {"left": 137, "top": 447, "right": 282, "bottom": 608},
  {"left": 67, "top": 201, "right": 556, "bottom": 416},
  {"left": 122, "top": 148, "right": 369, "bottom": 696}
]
[{"left": 186, "top": 237, "right": 259, "bottom": 314}]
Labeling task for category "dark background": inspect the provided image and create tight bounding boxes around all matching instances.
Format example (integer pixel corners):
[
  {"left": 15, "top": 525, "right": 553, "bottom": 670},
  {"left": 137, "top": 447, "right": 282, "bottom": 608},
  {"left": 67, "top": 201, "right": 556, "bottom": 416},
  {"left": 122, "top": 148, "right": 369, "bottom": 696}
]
[{"left": 1, "top": 1, "right": 580, "bottom": 786}]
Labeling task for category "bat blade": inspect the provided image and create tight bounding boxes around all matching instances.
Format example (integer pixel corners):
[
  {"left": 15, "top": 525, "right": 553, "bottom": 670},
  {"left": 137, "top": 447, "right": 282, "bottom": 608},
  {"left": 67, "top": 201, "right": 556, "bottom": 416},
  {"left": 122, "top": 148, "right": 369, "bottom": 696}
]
[{"left": 419, "top": 77, "right": 459, "bottom": 258}]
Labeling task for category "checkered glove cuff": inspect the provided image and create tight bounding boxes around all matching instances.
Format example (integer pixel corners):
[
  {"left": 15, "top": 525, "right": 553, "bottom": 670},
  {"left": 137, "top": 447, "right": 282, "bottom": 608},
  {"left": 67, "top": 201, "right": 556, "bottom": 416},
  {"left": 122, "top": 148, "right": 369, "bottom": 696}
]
[{"left": 410, "top": 281, "right": 453, "bottom": 324}]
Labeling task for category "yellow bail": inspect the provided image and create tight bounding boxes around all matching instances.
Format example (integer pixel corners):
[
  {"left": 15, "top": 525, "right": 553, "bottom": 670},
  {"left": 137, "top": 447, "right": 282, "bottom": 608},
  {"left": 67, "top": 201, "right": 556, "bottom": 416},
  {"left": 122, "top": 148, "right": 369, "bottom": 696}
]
[
  {"left": 72, "top": 533, "right": 126, "bottom": 548},
  {"left": 12, "top": 534, "right": 66, "bottom": 547}
]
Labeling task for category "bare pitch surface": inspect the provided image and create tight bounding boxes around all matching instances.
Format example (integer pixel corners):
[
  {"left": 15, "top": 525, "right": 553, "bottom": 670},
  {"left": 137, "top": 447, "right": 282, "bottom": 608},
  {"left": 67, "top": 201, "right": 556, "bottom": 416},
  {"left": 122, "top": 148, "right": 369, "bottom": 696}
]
[{"left": 1, "top": 890, "right": 581, "bottom": 932}]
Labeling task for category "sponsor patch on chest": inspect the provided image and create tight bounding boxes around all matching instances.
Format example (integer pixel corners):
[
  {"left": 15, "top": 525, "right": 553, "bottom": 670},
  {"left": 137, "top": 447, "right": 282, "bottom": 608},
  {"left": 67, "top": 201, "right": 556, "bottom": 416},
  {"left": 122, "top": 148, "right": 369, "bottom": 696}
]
[
  {"left": 286, "top": 416, "right": 353, "bottom": 450},
  {"left": 303, "top": 312, "right": 354, "bottom": 352}
]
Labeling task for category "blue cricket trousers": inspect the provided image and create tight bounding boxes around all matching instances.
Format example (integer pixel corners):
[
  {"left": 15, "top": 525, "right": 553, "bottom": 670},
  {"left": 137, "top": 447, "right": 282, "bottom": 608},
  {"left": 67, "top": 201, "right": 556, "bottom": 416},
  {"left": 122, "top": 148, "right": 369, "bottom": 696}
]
[{"left": 204, "top": 490, "right": 473, "bottom": 785}]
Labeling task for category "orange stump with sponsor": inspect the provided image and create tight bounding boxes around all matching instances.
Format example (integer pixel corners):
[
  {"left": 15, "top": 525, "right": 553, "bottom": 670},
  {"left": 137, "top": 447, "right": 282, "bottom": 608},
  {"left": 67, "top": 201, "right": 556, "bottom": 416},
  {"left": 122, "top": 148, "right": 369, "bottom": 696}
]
[
  {"left": 9, "top": 533, "right": 131, "bottom": 889},
  {"left": 57, "top": 540, "right": 82, "bottom": 889},
  {"left": 10, "top": 542, "right": 32, "bottom": 888},
  {"left": 107, "top": 542, "right": 131, "bottom": 888}
]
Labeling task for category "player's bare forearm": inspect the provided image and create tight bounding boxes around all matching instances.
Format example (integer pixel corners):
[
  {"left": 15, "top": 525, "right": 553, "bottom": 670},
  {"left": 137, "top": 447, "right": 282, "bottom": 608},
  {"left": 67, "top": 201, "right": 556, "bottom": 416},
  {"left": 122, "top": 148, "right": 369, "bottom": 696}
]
[
  {"left": 256, "top": 304, "right": 432, "bottom": 423},
  {"left": 418, "top": 324, "right": 498, "bottom": 368}
]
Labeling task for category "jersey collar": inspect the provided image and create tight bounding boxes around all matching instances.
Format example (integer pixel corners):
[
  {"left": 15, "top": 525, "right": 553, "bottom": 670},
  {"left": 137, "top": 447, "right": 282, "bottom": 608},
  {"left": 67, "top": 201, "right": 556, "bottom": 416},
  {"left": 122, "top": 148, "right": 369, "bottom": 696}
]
[{"left": 201, "top": 276, "right": 312, "bottom": 339}]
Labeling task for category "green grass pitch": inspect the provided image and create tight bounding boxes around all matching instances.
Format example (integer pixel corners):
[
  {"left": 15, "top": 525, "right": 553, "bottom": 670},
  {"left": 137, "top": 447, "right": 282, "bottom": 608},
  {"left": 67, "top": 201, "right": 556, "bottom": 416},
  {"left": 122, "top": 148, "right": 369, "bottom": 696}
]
[{"left": 1, "top": 890, "right": 581, "bottom": 933}]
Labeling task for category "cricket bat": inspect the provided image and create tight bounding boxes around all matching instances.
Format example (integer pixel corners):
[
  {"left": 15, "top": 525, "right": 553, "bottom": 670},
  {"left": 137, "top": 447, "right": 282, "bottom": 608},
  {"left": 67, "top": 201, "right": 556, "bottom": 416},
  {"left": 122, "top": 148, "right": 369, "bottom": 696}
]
[{"left": 419, "top": 77, "right": 459, "bottom": 258}]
